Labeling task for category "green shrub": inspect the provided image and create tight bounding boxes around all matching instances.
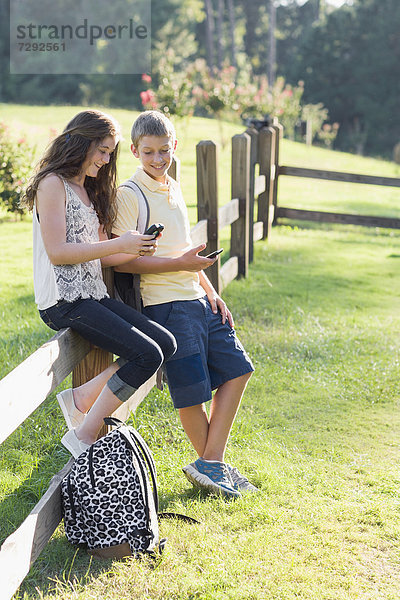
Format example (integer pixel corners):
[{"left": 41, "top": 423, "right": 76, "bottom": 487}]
[{"left": 0, "top": 122, "right": 35, "bottom": 218}]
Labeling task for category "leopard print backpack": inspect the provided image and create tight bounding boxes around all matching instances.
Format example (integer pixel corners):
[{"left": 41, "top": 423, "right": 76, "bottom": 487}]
[{"left": 61, "top": 418, "right": 163, "bottom": 558}]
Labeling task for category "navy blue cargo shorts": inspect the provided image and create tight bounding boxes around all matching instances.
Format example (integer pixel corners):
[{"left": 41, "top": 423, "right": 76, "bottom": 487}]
[{"left": 144, "top": 296, "right": 254, "bottom": 409}]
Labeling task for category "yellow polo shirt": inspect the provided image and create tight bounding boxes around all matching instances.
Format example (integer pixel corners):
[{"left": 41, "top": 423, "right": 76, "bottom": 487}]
[{"left": 112, "top": 166, "right": 204, "bottom": 307}]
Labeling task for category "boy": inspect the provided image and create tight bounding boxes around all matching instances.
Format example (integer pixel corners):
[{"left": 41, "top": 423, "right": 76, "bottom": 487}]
[{"left": 112, "top": 111, "right": 256, "bottom": 498}]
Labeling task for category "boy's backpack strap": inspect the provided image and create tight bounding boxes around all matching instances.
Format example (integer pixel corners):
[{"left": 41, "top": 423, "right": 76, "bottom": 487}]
[
  {"left": 115, "top": 179, "right": 150, "bottom": 312},
  {"left": 118, "top": 178, "right": 150, "bottom": 233}
]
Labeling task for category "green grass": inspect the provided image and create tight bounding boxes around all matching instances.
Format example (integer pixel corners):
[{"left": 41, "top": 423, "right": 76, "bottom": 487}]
[{"left": 2, "top": 105, "right": 400, "bottom": 599}]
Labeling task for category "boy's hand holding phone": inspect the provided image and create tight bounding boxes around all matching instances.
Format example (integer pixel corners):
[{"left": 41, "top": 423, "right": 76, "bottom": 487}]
[
  {"left": 205, "top": 248, "right": 223, "bottom": 259},
  {"left": 177, "top": 245, "right": 221, "bottom": 272}
]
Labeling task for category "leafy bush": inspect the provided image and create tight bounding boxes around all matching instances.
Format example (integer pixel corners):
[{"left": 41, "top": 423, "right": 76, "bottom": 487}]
[
  {"left": 0, "top": 122, "right": 35, "bottom": 218},
  {"left": 191, "top": 60, "right": 239, "bottom": 118},
  {"left": 140, "top": 50, "right": 195, "bottom": 119}
]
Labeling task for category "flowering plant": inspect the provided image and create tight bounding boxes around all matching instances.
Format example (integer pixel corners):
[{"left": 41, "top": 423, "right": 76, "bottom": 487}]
[
  {"left": 140, "top": 52, "right": 195, "bottom": 119},
  {"left": 316, "top": 122, "right": 340, "bottom": 148},
  {"left": 190, "top": 60, "right": 238, "bottom": 117},
  {"left": 0, "top": 122, "right": 35, "bottom": 217}
]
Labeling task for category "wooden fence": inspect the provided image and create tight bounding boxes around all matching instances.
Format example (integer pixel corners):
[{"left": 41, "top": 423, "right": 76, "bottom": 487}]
[
  {"left": 275, "top": 160, "right": 400, "bottom": 229},
  {"left": 0, "top": 124, "right": 280, "bottom": 599}
]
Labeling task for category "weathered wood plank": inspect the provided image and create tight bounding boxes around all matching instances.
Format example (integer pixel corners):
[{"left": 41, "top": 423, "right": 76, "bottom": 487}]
[
  {"left": 231, "top": 133, "right": 250, "bottom": 278},
  {"left": 218, "top": 198, "right": 239, "bottom": 229},
  {"left": 0, "top": 329, "right": 91, "bottom": 445},
  {"left": 168, "top": 155, "right": 180, "bottom": 182},
  {"left": 245, "top": 127, "right": 259, "bottom": 263},
  {"left": 278, "top": 166, "right": 400, "bottom": 188},
  {"left": 197, "top": 141, "right": 220, "bottom": 293},
  {"left": 271, "top": 119, "right": 283, "bottom": 222},
  {"left": 0, "top": 458, "right": 74, "bottom": 600},
  {"left": 254, "top": 175, "right": 266, "bottom": 197},
  {"left": 258, "top": 126, "right": 276, "bottom": 238},
  {"left": 220, "top": 256, "right": 239, "bottom": 292},
  {"left": 277, "top": 206, "right": 400, "bottom": 229},
  {"left": 190, "top": 219, "right": 208, "bottom": 246},
  {"left": 253, "top": 221, "right": 264, "bottom": 242}
]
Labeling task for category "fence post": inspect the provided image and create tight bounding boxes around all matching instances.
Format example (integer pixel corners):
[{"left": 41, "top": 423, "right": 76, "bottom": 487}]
[
  {"left": 258, "top": 126, "right": 276, "bottom": 239},
  {"left": 72, "top": 267, "right": 114, "bottom": 439},
  {"left": 168, "top": 156, "right": 180, "bottom": 182},
  {"left": 271, "top": 118, "right": 283, "bottom": 224},
  {"left": 196, "top": 140, "right": 220, "bottom": 294},
  {"left": 231, "top": 133, "right": 250, "bottom": 278},
  {"left": 245, "top": 127, "right": 259, "bottom": 263}
]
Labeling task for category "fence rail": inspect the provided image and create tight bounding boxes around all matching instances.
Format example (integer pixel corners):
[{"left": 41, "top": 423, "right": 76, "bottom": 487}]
[
  {"left": 276, "top": 163, "right": 400, "bottom": 229},
  {"left": 276, "top": 207, "right": 400, "bottom": 229},
  {"left": 279, "top": 165, "right": 400, "bottom": 188},
  {"left": 0, "top": 124, "right": 279, "bottom": 599}
]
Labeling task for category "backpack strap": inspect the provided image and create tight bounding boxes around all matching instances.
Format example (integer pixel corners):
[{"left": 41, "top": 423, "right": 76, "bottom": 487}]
[
  {"left": 118, "top": 178, "right": 150, "bottom": 233},
  {"left": 103, "top": 419, "right": 200, "bottom": 525},
  {"left": 115, "top": 179, "right": 150, "bottom": 313},
  {"left": 126, "top": 428, "right": 159, "bottom": 513},
  {"left": 104, "top": 417, "right": 159, "bottom": 512},
  {"left": 158, "top": 512, "right": 200, "bottom": 524}
]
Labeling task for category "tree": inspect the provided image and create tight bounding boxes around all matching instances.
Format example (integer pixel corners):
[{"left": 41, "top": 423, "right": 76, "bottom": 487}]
[
  {"left": 287, "top": 0, "right": 400, "bottom": 156},
  {"left": 268, "top": 0, "right": 277, "bottom": 88},
  {"left": 203, "top": 0, "right": 216, "bottom": 70},
  {"left": 226, "top": 0, "right": 237, "bottom": 68}
]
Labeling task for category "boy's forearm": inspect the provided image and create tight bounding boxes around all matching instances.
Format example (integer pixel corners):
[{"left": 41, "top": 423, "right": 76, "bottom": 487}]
[
  {"left": 199, "top": 270, "right": 215, "bottom": 294},
  {"left": 101, "top": 253, "right": 138, "bottom": 267},
  {"left": 114, "top": 255, "right": 185, "bottom": 274}
]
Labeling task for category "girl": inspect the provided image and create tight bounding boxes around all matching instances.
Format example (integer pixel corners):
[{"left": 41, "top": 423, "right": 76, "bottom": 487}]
[{"left": 23, "top": 110, "right": 176, "bottom": 458}]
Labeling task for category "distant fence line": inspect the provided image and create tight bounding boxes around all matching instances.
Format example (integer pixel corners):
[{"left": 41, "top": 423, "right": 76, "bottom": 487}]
[{"left": 276, "top": 164, "right": 400, "bottom": 229}]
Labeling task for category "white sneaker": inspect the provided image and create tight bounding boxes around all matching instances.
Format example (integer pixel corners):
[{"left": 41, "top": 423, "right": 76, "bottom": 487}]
[
  {"left": 57, "top": 389, "right": 85, "bottom": 430},
  {"left": 61, "top": 429, "right": 90, "bottom": 459},
  {"left": 226, "top": 464, "right": 259, "bottom": 493}
]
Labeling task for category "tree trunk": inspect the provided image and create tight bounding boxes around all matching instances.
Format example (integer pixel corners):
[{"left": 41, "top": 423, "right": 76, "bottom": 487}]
[
  {"left": 216, "top": 0, "right": 224, "bottom": 71},
  {"left": 268, "top": 0, "right": 276, "bottom": 88},
  {"left": 227, "top": 0, "right": 236, "bottom": 69},
  {"left": 204, "top": 0, "right": 215, "bottom": 72}
]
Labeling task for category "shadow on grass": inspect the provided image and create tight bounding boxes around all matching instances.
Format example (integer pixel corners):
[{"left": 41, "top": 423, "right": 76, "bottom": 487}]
[
  {"left": 0, "top": 395, "right": 69, "bottom": 543},
  {"left": 0, "top": 294, "right": 51, "bottom": 378},
  {"left": 18, "top": 536, "right": 119, "bottom": 599},
  {"left": 15, "top": 486, "right": 206, "bottom": 599},
  {"left": 234, "top": 224, "right": 400, "bottom": 322}
]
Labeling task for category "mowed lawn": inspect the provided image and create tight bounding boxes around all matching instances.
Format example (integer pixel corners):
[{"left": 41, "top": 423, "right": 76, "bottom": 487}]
[{"left": 1, "top": 106, "right": 400, "bottom": 599}]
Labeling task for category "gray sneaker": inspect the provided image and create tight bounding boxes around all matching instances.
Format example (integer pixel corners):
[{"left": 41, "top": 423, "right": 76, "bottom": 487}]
[
  {"left": 226, "top": 465, "right": 259, "bottom": 493},
  {"left": 182, "top": 458, "right": 241, "bottom": 498}
]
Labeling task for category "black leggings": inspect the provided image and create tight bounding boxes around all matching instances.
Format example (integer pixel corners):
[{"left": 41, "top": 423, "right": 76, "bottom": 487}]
[{"left": 40, "top": 297, "right": 177, "bottom": 401}]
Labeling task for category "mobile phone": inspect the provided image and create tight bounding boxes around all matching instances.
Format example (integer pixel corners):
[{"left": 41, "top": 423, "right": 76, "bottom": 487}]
[
  {"left": 206, "top": 248, "right": 224, "bottom": 259},
  {"left": 144, "top": 223, "right": 164, "bottom": 238}
]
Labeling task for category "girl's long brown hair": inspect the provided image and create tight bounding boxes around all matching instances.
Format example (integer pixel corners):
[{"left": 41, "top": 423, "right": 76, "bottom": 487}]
[{"left": 23, "top": 110, "right": 120, "bottom": 231}]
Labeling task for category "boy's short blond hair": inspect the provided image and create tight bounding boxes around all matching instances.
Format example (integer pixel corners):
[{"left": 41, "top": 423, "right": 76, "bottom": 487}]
[{"left": 131, "top": 110, "right": 176, "bottom": 148}]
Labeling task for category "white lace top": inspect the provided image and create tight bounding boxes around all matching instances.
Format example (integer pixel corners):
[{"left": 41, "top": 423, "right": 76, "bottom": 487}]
[{"left": 33, "top": 178, "right": 108, "bottom": 310}]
